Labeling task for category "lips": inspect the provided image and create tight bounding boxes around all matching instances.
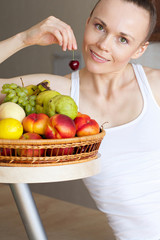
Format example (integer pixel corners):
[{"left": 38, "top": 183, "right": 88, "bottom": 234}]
[{"left": 90, "top": 49, "right": 109, "bottom": 63}]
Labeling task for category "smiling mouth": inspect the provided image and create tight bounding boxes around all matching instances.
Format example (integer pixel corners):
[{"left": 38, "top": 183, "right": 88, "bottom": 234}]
[{"left": 90, "top": 50, "right": 109, "bottom": 63}]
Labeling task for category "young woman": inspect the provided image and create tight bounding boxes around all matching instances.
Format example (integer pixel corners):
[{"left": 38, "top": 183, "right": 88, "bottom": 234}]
[{"left": 1, "top": 0, "right": 160, "bottom": 239}]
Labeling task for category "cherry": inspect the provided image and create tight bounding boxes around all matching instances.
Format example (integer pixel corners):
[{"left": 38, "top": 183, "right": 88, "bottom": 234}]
[
  {"left": 69, "top": 50, "right": 79, "bottom": 71},
  {"left": 69, "top": 60, "right": 79, "bottom": 71}
]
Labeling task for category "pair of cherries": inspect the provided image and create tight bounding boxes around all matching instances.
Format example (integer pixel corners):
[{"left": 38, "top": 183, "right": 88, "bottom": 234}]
[{"left": 69, "top": 51, "right": 79, "bottom": 71}]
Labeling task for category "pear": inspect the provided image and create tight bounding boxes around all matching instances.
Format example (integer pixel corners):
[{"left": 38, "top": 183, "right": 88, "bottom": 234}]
[
  {"left": 36, "top": 90, "right": 60, "bottom": 114},
  {"left": 47, "top": 95, "right": 78, "bottom": 119}
]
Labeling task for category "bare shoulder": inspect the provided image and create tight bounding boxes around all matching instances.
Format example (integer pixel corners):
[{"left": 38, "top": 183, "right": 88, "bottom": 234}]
[
  {"left": 0, "top": 73, "right": 71, "bottom": 95},
  {"left": 143, "top": 66, "right": 160, "bottom": 78},
  {"left": 143, "top": 66, "right": 160, "bottom": 104}
]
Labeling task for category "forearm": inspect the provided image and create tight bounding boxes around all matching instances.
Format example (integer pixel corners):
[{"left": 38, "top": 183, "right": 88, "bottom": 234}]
[{"left": 0, "top": 32, "right": 27, "bottom": 64}]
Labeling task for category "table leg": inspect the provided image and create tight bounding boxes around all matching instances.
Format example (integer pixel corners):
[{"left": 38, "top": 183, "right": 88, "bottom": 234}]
[{"left": 9, "top": 183, "right": 48, "bottom": 240}]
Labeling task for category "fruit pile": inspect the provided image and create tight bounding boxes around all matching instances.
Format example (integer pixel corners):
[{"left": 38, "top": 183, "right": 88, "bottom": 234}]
[
  {"left": 1, "top": 80, "right": 50, "bottom": 115},
  {"left": 0, "top": 80, "right": 100, "bottom": 157}
]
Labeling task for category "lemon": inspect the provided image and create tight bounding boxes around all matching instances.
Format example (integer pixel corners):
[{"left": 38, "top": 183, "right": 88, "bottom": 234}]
[{"left": 0, "top": 118, "right": 23, "bottom": 139}]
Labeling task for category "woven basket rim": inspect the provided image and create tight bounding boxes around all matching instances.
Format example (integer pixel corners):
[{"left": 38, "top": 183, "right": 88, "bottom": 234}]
[{"left": 0, "top": 129, "right": 106, "bottom": 145}]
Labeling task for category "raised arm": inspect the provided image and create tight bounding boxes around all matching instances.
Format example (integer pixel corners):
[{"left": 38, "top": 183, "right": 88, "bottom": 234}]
[{"left": 0, "top": 16, "right": 77, "bottom": 64}]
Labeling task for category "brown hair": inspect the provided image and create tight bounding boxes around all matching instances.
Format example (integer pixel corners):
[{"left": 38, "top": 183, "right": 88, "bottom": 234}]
[{"left": 90, "top": 0, "right": 157, "bottom": 41}]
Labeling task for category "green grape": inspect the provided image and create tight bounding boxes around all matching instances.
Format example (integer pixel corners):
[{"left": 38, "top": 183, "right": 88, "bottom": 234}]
[
  {"left": 15, "top": 87, "right": 21, "bottom": 94},
  {"left": 8, "top": 89, "right": 16, "bottom": 94},
  {"left": 1, "top": 90, "right": 5, "bottom": 94},
  {"left": 21, "top": 101, "right": 26, "bottom": 107},
  {"left": 24, "top": 89, "right": 29, "bottom": 95},
  {"left": 18, "top": 97, "right": 23, "bottom": 104},
  {"left": 21, "top": 87, "right": 28, "bottom": 95},
  {"left": 17, "top": 91, "right": 27, "bottom": 97},
  {"left": 17, "top": 103, "right": 23, "bottom": 108},
  {"left": 22, "top": 100, "right": 29, "bottom": 107},
  {"left": 29, "top": 95, "right": 36, "bottom": 101},
  {"left": 19, "top": 96, "right": 28, "bottom": 103},
  {"left": 2, "top": 84, "right": 10, "bottom": 89},
  {"left": 29, "top": 99, "right": 35, "bottom": 107},
  {"left": 3, "top": 96, "right": 10, "bottom": 102},
  {"left": 7, "top": 91, "right": 16, "bottom": 99},
  {"left": 23, "top": 96, "right": 28, "bottom": 101},
  {"left": 1, "top": 88, "right": 10, "bottom": 94},
  {"left": 30, "top": 106, "right": 36, "bottom": 113},
  {"left": 11, "top": 96, "right": 19, "bottom": 103},
  {"left": 25, "top": 104, "right": 32, "bottom": 113},
  {"left": 1, "top": 89, "right": 7, "bottom": 94},
  {"left": 9, "top": 83, "right": 18, "bottom": 89}
]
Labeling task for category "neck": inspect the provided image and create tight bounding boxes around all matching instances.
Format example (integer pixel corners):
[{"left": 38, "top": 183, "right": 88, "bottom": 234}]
[{"left": 80, "top": 64, "right": 132, "bottom": 99}]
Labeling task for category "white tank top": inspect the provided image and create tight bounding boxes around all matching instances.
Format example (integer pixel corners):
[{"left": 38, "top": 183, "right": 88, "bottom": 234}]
[{"left": 71, "top": 64, "right": 160, "bottom": 240}]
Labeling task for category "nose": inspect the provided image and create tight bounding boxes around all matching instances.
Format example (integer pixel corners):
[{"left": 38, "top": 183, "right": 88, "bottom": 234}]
[{"left": 96, "top": 35, "right": 112, "bottom": 52}]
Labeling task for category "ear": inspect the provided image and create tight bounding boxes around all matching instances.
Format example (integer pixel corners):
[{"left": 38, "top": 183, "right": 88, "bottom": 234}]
[
  {"left": 131, "top": 41, "right": 149, "bottom": 59},
  {"left": 86, "top": 17, "right": 91, "bottom": 25}
]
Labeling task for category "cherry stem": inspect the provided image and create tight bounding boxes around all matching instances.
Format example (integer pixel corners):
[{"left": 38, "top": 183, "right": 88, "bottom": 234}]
[{"left": 72, "top": 50, "right": 75, "bottom": 60}]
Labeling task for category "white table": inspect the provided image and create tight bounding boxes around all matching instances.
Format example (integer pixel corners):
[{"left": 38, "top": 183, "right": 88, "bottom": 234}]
[{"left": 0, "top": 157, "right": 100, "bottom": 240}]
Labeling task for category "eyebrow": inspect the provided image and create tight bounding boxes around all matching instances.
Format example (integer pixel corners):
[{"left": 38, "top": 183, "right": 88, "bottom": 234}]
[
  {"left": 94, "top": 17, "right": 106, "bottom": 27},
  {"left": 94, "top": 17, "right": 135, "bottom": 41}
]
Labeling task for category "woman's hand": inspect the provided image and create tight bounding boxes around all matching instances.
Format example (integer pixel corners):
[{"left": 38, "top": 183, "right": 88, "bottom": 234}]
[
  {"left": 22, "top": 16, "right": 77, "bottom": 51},
  {"left": 0, "top": 16, "right": 77, "bottom": 64}
]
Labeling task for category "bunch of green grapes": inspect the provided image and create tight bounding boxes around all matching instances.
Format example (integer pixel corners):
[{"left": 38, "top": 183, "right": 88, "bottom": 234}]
[{"left": 1, "top": 83, "right": 36, "bottom": 115}]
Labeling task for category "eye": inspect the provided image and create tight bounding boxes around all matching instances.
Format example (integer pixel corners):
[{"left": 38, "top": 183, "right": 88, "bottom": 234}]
[
  {"left": 95, "top": 23, "right": 104, "bottom": 31},
  {"left": 119, "top": 37, "right": 128, "bottom": 44}
]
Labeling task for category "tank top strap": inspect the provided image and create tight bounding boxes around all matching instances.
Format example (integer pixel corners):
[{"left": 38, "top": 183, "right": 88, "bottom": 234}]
[
  {"left": 70, "top": 70, "right": 80, "bottom": 109},
  {"left": 132, "top": 63, "right": 160, "bottom": 110},
  {"left": 132, "top": 63, "right": 149, "bottom": 95}
]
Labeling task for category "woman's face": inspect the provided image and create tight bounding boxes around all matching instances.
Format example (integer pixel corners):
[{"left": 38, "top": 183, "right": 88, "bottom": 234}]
[{"left": 82, "top": 0, "right": 150, "bottom": 74}]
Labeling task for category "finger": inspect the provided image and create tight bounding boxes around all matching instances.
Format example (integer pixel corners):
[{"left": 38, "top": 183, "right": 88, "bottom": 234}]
[
  {"left": 65, "top": 25, "right": 72, "bottom": 50},
  {"left": 65, "top": 25, "right": 77, "bottom": 50},
  {"left": 71, "top": 31, "right": 77, "bottom": 50},
  {"left": 53, "top": 19, "right": 74, "bottom": 50},
  {"left": 60, "top": 28, "right": 68, "bottom": 51},
  {"left": 43, "top": 17, "right": 77, "bottom": 50},
  {"left": 52, "top": 29, "right": 63, "bottom": 46},
  {"left": 47, "top": 23, "right": 68, "bottom": 50}
]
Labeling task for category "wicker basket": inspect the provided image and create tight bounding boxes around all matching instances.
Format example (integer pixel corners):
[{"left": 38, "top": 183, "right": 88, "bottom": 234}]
[{"left": 0, "top": 130, "right": 105, "bottom": 167}]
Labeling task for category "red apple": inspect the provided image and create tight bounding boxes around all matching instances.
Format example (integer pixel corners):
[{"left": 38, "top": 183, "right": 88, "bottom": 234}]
[
  {"left": 47, "top": 147, "right": 74, "bottom": 156},
  {"left": 18, "top": 132, "right": 44, "bottom": 157},
  {"left": 74, "top": 113, "right": 100, "bottom": 137},
  {"left": 22, "top": 113, "right": 49, "bottom": 135},
  {"left": 45, "top": 114, "right": 76, "bottom": 139},
  {"left": 1, "top": 148, "right": 13, "bottom": 156}
]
